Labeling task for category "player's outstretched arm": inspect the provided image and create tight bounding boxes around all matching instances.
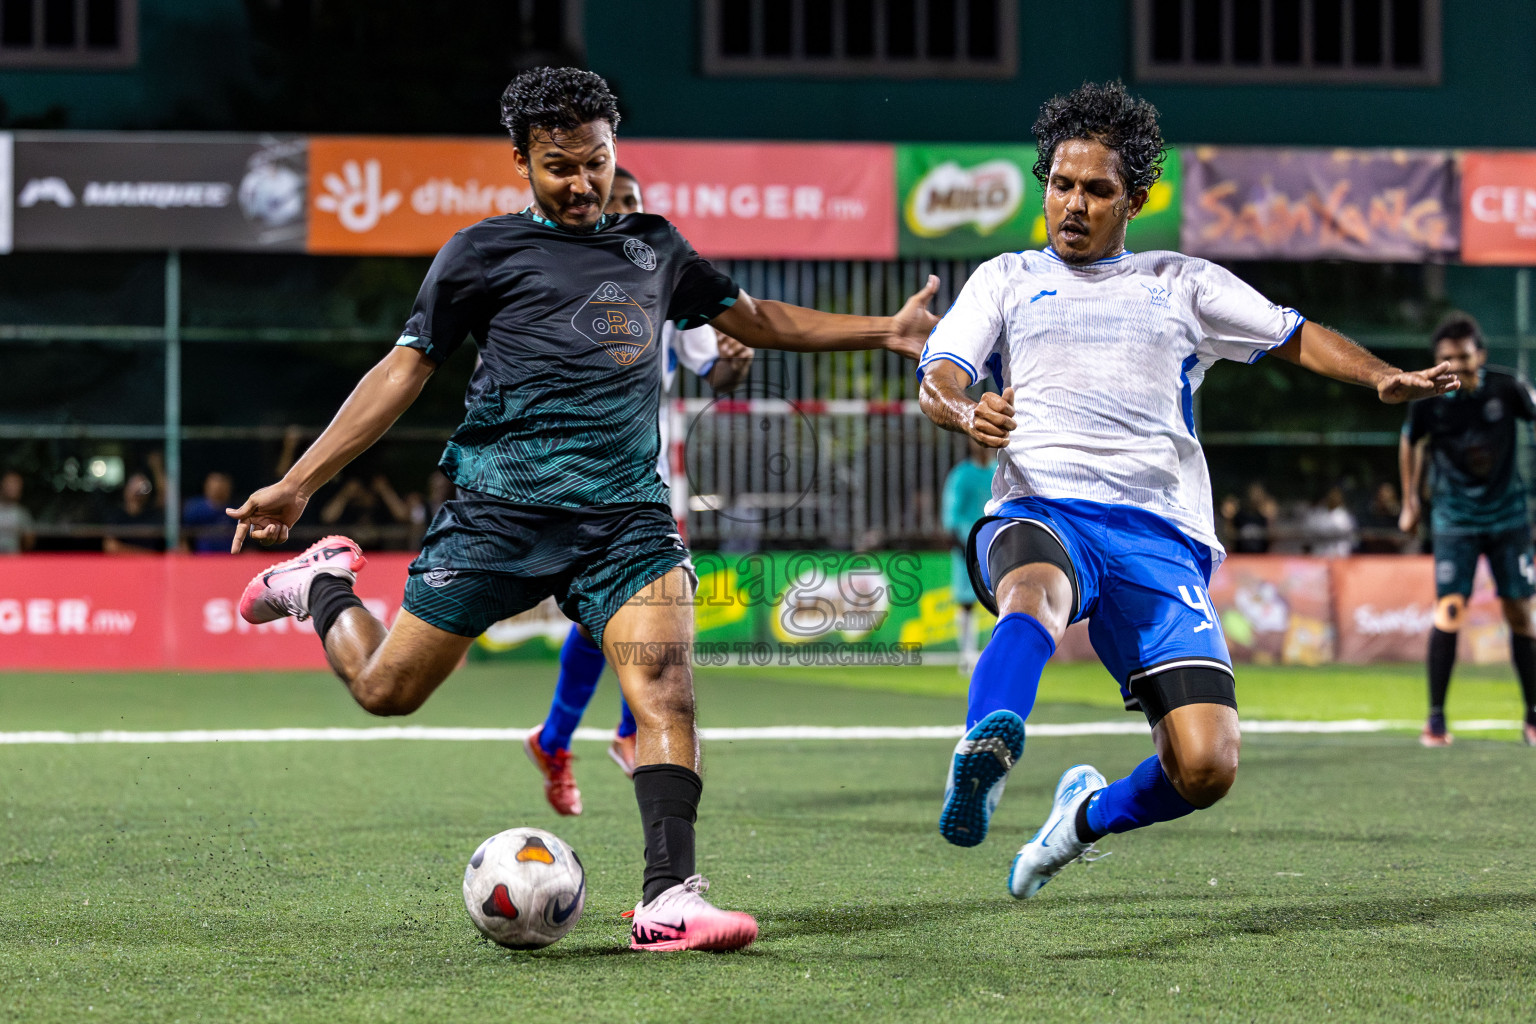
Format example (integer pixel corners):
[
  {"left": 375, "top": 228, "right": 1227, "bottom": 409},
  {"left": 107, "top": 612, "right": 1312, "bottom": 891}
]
[
  {"left": 710, "top": 275, "right": 940, "bottom": 358},
  {"left": 225, "top": 346, "right": 436, "bottom": 552},
  {"left": 1271, "top": 321, "right": 1458, "bottom": 404},
  {"left": 918, "top": 360, "right": 1015, "bottom": 448}
]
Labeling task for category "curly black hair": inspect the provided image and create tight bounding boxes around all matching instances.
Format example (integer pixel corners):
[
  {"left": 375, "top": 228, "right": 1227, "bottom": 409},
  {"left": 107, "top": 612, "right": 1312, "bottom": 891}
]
[
  {"left": 499, "top": 67, "right": 621, "bottom": 155},
  {"left": 1031, "top": 81, "right": 1165, "bottom": 195}
]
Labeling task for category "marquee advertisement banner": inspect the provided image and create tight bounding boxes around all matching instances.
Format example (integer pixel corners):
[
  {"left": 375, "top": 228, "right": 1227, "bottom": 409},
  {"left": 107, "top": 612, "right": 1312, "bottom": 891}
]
[
  {"left": 1183, "top": 146, "right": 1459, "bottom": 261},
  {"left": 1459, "top": 152, "right": 1536, "bottom": 265},
  {"left": 10, "top": 132, "right": 307, "bottom": 251}
]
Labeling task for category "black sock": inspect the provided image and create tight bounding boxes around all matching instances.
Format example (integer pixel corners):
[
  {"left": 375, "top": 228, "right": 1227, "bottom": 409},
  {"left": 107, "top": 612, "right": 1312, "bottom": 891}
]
[
  {"left": 309, "top": 573, "right": 363, "bottom": 641},
  {"left": 1075, "top": 796, "right": 1107, "bottom": 843},
  {"left": 633, "top": 763, "right": 702, "bottom": 905},
  {"left": 1511, "top": 634, "right": 1536, "bottom": 727},
  {"left": 1427, "top": 627, "right": 1457, "bottom": 727}
]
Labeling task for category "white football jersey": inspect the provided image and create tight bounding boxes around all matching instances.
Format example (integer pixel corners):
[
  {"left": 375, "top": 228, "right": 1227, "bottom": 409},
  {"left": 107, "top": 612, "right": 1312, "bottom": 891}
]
[
  {"left": 658, "top": 323, "right": 719, "bottom": 479},
  {"left": 918, "top": 248, "right": 1303, "bottom": 559}
]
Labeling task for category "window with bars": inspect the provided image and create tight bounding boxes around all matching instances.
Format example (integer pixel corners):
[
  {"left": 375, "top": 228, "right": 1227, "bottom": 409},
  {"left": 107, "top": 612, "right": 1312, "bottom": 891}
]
[
  {"left": 1134, "top": 0, "right": 1439, "bottom": 84},
  {"left": 702, "top": 0, "right": 1017, "bottom": 79},
  {"left": 0, "top": 0, "right": 136, "bottom": 67}
]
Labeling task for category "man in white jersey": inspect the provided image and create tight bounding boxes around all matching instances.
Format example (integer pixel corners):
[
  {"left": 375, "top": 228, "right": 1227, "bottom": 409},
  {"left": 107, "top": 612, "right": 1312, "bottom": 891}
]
[
  {"left": 523, "top": 166, "right": 756, "bottom": 815},
  {"left": 917, "top": 82, "right": 1457, "bottom": 897}
]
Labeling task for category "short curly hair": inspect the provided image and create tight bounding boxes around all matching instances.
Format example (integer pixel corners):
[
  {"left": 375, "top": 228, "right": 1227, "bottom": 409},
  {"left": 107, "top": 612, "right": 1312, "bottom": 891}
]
[
  {"left": 1032, "top": 81, "right": 1165, "bottom": 195},
  {"left": 500, "top": 67, "right": 621, "bottom": 155},
  {"left": 1430, "top": 311, "right": 1484, "bottom": 359}
]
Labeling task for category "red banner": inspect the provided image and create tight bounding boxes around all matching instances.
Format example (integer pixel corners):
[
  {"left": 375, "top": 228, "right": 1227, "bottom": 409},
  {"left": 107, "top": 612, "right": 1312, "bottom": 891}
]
[
  {"left": 0, "top": 554, "right": 412, "bottom": 670},
  {"left": 1460, "top": 152, "right": 1536, "bottom": 265},
  {"left": 617, "top": 140, "right": 896, "bottom": 260},
  {"left": 1208, "top": 555, "right": 1336, "bottom": 665}
]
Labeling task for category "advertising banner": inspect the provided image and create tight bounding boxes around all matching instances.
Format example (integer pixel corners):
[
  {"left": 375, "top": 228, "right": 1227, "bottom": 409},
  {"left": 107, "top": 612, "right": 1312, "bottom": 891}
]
[
  {"left": 11, "top": 133, "right": 307, "bottom": 251},
  {"left": 1183, "top": 147, "right": 1458, "bottom": 261},
  {"left": 1333, "top": 556, "right": 1508, "bottom": 664},
  {"left": 0, "top": 132, "right": 11, "bottom": 255},
  {"left": 1460, "top": 152, "right": 1536, "bottom": 265},
  {"left": 616, "top": 141, "right": 896, "bottom": 260},
  {"left": 0, "top": 554, "right": 411, "bottom": 671},
  {"left": 306, "top": 136, "right": 532, "bottom": 256},
  {"left": 894, "top": 144, "right": 1180, "bottom": 258},
  {"left": 1207, "top": 555, "right": 1336, "bottom": 666}
]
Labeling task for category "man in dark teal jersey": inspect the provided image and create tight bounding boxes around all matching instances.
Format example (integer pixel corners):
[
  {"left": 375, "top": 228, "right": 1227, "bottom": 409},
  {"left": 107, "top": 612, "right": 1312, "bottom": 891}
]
[
  {"left": 225, "top": 67, "right": 939, "bottom": 952},
  {"left": 1401, "top": 312, "right": 1536, "bottom": 747}
]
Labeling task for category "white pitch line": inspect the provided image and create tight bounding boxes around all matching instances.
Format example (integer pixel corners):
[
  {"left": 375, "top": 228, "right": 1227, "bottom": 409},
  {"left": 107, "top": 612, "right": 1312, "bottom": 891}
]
[{"left": 0, "top": 720, "right": 1522, "bottom": 745}]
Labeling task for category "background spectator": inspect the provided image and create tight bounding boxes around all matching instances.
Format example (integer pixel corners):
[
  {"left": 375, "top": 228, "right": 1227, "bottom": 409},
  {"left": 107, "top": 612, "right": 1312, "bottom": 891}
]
[
  {"left": 103, "top": 470, "right": 165, "bottom": 554},
  {"left": 181, "top": 471, "right": 237, "bottom": 553},
  {"left": 1224, "top": 482, "right": 1278, "bottom": 554},
  {"left": 1306, "top": 485, "right": 1357, "bottom": 557},
  {"left": 0, "top": 471, "right": 36, "bottom": 554},
  {"left": 1358, "top": 481, "right": 1410, "bottom": 553},
  {"left": 320, "top": 474, "right": 413, "bottom": 549}
]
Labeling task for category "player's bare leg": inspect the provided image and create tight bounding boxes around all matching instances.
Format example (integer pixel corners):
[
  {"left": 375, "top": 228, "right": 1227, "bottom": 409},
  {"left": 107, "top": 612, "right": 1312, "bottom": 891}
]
[
  {"left": 325, "top": 608, "right": 473, "bottom": 716},
  {"left": 238, "top": 534, "right": 472, "bottom": 716},
  {"left": 1498, "top": 596, "right": 1536, "bottom": 745},
  {"left": 601, "top": 566, "right": 756, "bottom": 951},
  {"left": 1152, "top": 703, "right": 1241, "bottom": 807}
]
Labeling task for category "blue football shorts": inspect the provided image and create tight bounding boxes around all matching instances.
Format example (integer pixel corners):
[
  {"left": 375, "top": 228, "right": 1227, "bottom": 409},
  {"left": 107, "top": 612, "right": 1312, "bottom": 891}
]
[{"left": 970, "top": 496, "right": 1234, "bottom": 710}]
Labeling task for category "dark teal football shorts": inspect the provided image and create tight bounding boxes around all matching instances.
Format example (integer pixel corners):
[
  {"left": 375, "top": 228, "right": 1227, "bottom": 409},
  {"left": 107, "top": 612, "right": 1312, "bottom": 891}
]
[
  {"left": 1432, "top": 524, "right": 1535, "bottom": 600},
  {"left": 402, "top": 490, "right": 693, "bottom": 645}
]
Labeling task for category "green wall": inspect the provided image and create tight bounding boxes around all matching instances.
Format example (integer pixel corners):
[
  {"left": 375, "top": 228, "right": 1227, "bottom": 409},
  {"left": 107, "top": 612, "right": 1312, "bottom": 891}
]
[{"left": 590, "top": 0, "right": 1536, "bottom": 148}]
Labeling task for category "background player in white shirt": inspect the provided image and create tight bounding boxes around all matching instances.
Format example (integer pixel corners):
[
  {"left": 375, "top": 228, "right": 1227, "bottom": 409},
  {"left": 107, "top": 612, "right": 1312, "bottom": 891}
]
[
  {"left": 917, "top": 81, "right": 1457, "bottom": 898},
  {"left": 524, "top": 166, "right": 755, "bottom": 816}
]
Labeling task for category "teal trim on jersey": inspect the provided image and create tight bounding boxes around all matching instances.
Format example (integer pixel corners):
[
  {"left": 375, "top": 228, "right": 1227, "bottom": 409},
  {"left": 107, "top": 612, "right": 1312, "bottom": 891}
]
[
  {"left": 520, "top": 205, "right": 616, "bottom": 234},
  {"left": 395, "top": 335, "right": 419, "bottom": 346}
]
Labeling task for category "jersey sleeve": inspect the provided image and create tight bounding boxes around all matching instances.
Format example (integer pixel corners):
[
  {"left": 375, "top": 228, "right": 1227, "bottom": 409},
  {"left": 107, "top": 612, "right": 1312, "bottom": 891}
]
[
  {"left": 395, "top": 231, "right": 490, "bottom": 365},
  {"left": 1403, "top": 400, "right": 1428, "bottom": 443},
  {"left": 1191, "top": 260, "right": 1305, "bottom": 365},
  {"left": 918, "top": 258, "right": 1005, "bottom": 385},
  {"left": 673, "top": 325, "right": 720, "bottom": 378},
  {"left": 663, "top": 225, "right": 740, "bottom": 330}
]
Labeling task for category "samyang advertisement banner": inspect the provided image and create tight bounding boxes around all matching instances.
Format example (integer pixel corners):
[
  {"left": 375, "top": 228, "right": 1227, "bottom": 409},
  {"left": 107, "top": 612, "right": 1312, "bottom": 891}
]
[{"left": 10, "top": 132, "right": 307, "bottom": 251}]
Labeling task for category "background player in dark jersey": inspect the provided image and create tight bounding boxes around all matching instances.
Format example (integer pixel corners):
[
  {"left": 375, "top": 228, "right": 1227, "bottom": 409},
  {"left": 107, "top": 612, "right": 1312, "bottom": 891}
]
[
  {"left": 1400, "top": 312, "right": 1536, "bottom": 747},
  {"left": 225, "top": 67, "right": 939, "bottom": 952}
]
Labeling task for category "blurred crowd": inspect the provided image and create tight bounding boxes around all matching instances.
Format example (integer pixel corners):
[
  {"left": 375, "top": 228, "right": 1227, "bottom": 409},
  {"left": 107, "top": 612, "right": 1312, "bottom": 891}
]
[
  {"left": 0, "top": 431, "right": 455, "bottom": 556},
  {"left": 1216, "top": 480, "right": 1419, "bottom": 556}
]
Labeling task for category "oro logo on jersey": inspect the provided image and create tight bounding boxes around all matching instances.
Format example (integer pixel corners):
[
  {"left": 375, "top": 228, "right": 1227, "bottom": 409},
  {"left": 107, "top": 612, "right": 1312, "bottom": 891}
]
[
  {"left": 572, "top": 281, "right": 656, "bottom": 366},
  {"left": 623, "top": 237, "right": 657, "bottom": 271}
]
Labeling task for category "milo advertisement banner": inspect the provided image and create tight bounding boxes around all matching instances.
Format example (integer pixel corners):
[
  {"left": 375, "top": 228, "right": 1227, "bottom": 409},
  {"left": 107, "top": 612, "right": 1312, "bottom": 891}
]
[{"left": 896, "top": 143, "right": 1181, "bottom": 258}]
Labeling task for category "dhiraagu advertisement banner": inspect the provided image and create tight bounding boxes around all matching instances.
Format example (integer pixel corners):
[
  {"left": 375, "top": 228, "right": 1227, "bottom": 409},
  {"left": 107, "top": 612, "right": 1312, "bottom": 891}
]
[
  {"left": 896, "top": 143, "right": 1181, "bottom": 257},
  {"left": 469, "top": 551, "right": 987, "bottom": 663}
]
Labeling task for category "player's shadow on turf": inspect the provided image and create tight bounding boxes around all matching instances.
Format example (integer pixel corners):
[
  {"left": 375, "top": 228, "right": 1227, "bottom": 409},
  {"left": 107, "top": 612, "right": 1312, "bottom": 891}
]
[
  {"left": 1042, "top": 891, "right": 1536, "bottom": 962},
  {"left": 764, "top": 898, "right": 1006, "bottom": 939}
]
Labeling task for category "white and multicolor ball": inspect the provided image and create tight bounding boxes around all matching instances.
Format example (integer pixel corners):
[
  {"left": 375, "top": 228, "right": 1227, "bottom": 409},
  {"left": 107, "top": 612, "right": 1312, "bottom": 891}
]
[{"left": 462, "top": 827, "right": 586, "bottom": 949}]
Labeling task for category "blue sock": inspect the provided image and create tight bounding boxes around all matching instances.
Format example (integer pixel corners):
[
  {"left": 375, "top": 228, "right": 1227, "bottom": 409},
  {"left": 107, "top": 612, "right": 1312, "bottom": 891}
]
[
  {"left": 1084, "top": 755, "right": 1197, "bottom": 835},
  {"left": 966, "top": 612, "right": 1054, "bottom": 729},
  {"left": 541, "top": 627, "right": 607, "bottom": 754},
  {"left": 617, "top": 699, "right": 637, "bottom": 738}
]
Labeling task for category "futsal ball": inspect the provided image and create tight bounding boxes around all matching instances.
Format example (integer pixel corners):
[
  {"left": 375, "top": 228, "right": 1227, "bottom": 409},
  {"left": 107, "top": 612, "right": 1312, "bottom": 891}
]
[{"left": 462, "top": 827, "right": 586, "bottom": 949}]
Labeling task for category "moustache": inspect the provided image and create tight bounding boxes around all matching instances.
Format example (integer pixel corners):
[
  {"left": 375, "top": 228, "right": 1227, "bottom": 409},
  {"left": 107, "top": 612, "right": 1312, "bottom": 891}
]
[{"left": 565, "top": 193, "right": 601, "bottom": 207}]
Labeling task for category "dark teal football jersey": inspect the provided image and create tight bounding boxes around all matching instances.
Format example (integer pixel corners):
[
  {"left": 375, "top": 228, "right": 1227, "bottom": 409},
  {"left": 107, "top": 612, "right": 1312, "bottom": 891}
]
[
  {"left": 1404, "top": 369, "right": 1536, "bottom": 534},
  {"left": 397, "top": 210, "right": 738, "bottom": 508}
]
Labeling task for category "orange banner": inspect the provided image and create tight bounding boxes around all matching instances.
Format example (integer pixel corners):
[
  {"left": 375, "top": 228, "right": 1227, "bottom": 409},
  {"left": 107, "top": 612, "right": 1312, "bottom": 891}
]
[
  {"left": 1461, "top": 152, "right": 1536, "bottom": 265},
  {"left": 1333, "top": 555, "right": 1509, "bottom": 664},
  {"left": 307, "top": 137, "right": 532, "bottom": 255}
]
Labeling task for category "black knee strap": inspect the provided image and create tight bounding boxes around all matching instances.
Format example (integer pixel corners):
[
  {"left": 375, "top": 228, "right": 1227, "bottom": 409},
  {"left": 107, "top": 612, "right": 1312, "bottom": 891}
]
[
  {"left": 1126, "top": 665, "right": 1236, "bottom": 727},
  {"left": 965, "top": 515, "right": 1080, "bottom": 620}
]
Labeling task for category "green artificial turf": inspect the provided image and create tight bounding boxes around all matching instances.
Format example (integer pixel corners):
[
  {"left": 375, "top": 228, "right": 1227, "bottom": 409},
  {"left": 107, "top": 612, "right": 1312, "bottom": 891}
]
[{"left": 2, "top": 665, "right": 1535, "bottom": 1022}]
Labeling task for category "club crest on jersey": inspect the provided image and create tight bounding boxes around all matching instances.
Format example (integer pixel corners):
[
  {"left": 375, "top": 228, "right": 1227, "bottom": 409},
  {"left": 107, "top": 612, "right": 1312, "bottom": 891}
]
[
  {"left": 1141, "top": 283, "right": 1171, "bottom": 308},
  {"left": 623, "top": 237, "right": 657, "bottom": 271},
  {"left": 573, "top": 281, "right": 655, "bottom": 366}
]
